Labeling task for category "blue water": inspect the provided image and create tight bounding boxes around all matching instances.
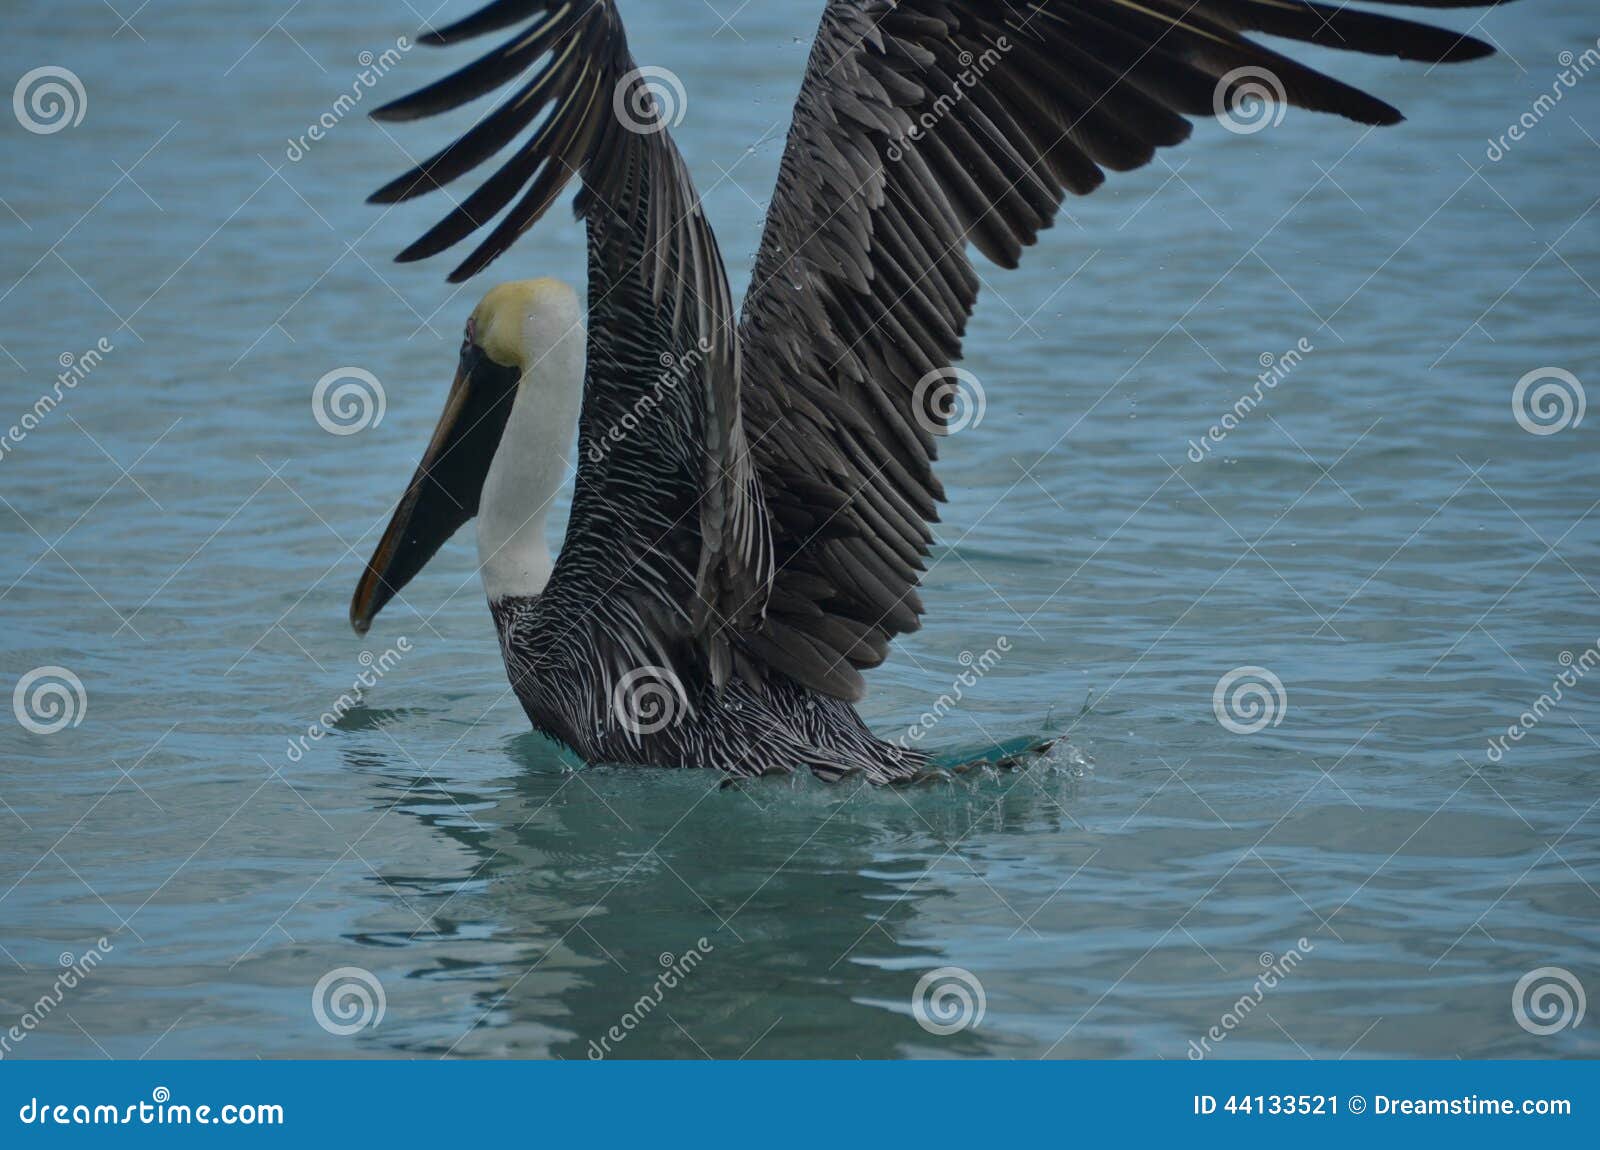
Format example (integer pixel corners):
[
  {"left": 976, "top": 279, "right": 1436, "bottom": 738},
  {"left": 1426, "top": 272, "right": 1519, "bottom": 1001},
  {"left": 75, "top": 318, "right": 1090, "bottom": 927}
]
[{"left": 1, "top": 1, "right": 1596, "bottom": 1060}]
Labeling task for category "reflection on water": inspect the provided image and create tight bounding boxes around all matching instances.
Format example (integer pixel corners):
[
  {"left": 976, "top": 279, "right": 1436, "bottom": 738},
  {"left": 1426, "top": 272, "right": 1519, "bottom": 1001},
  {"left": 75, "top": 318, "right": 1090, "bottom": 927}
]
[
  {"left": 345, "top": 733, "right": 1090, "bottom": 1059},
  {"left": 1, "top": 0, "right": 1598, "bottom": 1059}
]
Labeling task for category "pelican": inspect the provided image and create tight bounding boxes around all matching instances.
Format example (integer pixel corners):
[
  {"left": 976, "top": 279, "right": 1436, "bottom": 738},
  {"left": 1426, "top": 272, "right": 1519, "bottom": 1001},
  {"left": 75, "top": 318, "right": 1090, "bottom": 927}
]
[{"left": 349, "top": 0, "right": 1502, "bottom": 782}]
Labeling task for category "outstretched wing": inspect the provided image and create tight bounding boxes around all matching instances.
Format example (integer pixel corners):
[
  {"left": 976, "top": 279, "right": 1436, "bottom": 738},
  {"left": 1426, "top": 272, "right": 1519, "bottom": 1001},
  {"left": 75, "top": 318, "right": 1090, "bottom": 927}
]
[
  {"left": 371, "top": 1, "right": 771, "bottom": 689},
  {"left": 738, "top": 0, "right": 1503, "bottom": 700}
]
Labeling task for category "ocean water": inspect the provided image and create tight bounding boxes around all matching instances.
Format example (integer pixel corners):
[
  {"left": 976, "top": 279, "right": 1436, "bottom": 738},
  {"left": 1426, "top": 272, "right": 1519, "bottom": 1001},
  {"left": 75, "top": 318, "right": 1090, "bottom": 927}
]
[{"left": 1, "top": 1, "right": 1596, "bottom": 1060}]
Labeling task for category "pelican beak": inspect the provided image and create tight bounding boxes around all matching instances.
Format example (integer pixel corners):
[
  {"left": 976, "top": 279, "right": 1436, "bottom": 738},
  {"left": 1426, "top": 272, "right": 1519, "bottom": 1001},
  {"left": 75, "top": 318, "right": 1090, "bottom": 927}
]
[{"left": 350, "top": 344, "right": 521, "bottom": 633}]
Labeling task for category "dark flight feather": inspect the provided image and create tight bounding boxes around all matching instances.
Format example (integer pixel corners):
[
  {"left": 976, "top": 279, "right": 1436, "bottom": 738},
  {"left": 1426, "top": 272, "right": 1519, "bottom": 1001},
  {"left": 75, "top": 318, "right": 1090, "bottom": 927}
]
[{"left": 370, "top": 0, "right": 1506, "bottom": 708}]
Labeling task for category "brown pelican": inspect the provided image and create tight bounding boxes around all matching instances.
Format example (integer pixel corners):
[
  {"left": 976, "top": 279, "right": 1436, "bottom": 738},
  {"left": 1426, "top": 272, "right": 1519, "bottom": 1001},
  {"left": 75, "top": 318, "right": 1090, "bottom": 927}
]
[{"left": 349, "top": 0, "right": 1502, "bottom": 782}]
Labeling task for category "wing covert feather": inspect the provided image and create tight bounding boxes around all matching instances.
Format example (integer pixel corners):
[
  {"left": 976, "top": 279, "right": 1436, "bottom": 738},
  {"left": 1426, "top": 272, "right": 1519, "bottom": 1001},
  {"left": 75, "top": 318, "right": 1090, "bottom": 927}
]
[{"left": 738, "top": 0, "right": 1504, "bottom": 699}]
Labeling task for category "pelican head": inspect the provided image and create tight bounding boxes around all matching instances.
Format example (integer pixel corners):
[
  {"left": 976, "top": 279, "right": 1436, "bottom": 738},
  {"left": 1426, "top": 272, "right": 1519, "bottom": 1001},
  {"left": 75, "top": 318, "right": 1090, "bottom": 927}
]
[{"left": 350, "top": 278, "right": 584, "bottom": 633}]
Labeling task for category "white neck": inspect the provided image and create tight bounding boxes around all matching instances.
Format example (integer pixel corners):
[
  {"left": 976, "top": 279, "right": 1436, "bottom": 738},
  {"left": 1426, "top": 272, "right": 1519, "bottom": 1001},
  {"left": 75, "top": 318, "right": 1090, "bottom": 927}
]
[{"left": 477, "top": 297, "right": 584, "bottom": 603}]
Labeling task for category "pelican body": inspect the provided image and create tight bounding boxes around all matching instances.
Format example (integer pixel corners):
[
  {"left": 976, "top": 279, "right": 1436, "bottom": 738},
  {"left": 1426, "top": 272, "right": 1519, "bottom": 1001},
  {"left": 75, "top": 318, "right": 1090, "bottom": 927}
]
[
  {"left": 353, "top": 277, "right": 925, "bottom": 781},
  {"left": 347, "top": 0, "right": 1502, "bottom": 782}
]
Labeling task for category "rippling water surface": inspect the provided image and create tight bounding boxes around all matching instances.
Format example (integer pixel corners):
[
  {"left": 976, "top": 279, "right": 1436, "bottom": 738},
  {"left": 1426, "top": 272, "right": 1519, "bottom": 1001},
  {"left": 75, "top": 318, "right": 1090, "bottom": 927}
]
[{"left": 2, "top": 1, "right": 1597, "bottom": 1059}]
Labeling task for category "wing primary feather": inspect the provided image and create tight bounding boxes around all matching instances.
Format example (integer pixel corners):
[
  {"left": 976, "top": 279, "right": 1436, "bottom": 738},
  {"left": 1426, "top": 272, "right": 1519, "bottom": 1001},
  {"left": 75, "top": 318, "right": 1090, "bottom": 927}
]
[
  {"left": 419, "top": 0, "right": 560, "bottom": 47},
  {"left": 733, "top": 0, "right": 1497, "bottom": 696},
  {"left": 372, "top": 9, "right": 575, "bottom": 122}
]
